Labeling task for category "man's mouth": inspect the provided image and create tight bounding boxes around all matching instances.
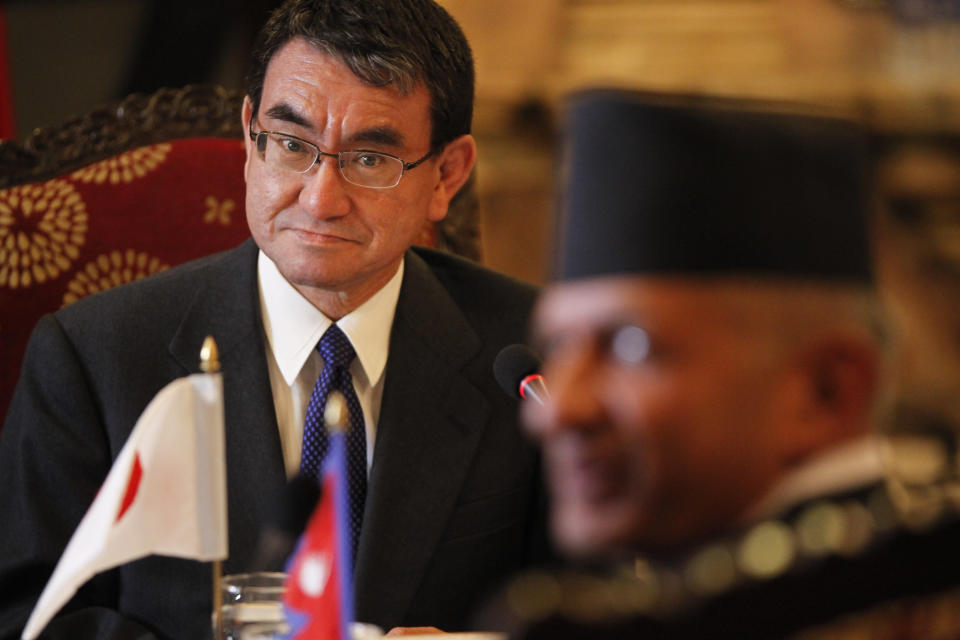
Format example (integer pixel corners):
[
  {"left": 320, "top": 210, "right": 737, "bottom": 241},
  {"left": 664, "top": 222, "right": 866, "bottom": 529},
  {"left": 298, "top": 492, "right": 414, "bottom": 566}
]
[
  {"left": 289, "top": 227, "right": 356, "bottom": 246},
  {"left": 550, "top": 450, "right": 623, "bottom": 503}
]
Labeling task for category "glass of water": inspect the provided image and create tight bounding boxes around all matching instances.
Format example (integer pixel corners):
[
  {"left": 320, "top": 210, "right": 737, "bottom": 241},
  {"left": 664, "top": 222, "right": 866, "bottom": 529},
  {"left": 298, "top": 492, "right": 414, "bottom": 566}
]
[{"left": 215, "top": 572, "right": 289, "bottom": 640}]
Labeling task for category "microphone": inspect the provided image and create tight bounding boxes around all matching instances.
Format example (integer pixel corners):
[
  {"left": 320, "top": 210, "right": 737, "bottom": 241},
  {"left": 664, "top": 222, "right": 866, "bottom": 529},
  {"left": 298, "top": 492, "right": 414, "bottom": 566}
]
[
  {"left": 493, "top": 344, "right": 550, "bottom": 406},
  {"left": 249, "top": 474, "right": 321, "bottom": 572}
]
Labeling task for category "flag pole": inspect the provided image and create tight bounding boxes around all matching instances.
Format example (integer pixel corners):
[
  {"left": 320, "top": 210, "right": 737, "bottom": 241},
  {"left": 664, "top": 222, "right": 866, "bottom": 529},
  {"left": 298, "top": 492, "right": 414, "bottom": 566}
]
[
  {"left": 200, "top": 336, "right": 224, "bottom": 638},
  {"left": 323, "top": 391, "right": 356, "bottom": 640}
]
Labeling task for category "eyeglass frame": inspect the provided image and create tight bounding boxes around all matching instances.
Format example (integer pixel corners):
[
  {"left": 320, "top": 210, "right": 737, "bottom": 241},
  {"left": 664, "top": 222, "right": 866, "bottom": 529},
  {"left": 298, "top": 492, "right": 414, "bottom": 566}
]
[{"left": 247, "top": 124, "right": 439, "bottom": 189}]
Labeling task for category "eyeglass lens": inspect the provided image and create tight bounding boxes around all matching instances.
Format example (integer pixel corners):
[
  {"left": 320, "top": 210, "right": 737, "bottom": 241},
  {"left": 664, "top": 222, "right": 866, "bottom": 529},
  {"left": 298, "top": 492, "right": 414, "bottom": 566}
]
[{"left": 258, "top": 132, "right": 405, "bottom": 188}]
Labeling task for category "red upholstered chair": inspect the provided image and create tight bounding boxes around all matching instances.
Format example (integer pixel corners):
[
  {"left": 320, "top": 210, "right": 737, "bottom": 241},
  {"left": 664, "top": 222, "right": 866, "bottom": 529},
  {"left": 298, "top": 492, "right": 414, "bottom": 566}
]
[{"left": 0, "top": 84, "right": 481, "bottom": 422}]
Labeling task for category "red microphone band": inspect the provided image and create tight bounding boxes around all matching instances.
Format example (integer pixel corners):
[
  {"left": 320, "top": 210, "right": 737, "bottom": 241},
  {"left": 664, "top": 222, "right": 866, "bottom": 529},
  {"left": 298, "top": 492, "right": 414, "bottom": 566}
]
[{"left": 519, "top": 374, "right": 546, "bottom": 400}]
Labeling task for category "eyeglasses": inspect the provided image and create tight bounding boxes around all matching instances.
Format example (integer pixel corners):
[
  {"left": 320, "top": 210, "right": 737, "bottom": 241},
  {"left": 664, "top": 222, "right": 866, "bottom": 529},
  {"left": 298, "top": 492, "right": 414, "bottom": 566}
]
[{"left": 249, "top": 126, "right": 436, "bottom": 189}]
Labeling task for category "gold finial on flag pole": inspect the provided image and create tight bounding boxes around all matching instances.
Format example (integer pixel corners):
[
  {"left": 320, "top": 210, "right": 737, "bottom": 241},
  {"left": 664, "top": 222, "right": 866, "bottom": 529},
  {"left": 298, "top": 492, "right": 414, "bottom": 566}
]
[
  {"left": 324, "top": 390, "right": 349, "bottom": 434},
  {"left": 200, "top": 335, "right": 224, "bottom": 636},
  {"left": 200, "top": 336, "right": 221, "bottom": 374}
]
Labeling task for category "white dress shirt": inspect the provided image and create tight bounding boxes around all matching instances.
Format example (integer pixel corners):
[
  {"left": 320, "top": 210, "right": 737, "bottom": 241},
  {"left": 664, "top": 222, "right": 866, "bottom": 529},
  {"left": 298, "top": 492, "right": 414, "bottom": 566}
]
[{"left": 257, "top": 250, "right": 403, "bottom": 478}]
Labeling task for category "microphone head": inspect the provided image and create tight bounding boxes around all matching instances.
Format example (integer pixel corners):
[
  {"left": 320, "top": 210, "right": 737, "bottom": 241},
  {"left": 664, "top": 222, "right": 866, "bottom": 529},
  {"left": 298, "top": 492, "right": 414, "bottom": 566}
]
[{"left": 493, "top": 344, "right": 542, "bottom": 400}]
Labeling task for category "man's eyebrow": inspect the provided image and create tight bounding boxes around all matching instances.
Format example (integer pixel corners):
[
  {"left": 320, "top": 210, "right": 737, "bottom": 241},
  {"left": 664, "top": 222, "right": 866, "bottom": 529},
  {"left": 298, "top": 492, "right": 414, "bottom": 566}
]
[
  {"left": 262, "top": 103, "right": 312, "bottom": 129},
  {"left": 345, "top": 127, "right": 405, "bottom": 149},
  {"left": 259, "top": 106, "right": 408, "bottom": 149}
]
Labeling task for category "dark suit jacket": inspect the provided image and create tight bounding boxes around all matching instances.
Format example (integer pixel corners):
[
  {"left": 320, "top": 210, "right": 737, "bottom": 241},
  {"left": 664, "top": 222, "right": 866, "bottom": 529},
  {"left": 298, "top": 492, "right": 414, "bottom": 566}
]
[{"left": 0, "top": 239, "right": 549, "bottom": 639}]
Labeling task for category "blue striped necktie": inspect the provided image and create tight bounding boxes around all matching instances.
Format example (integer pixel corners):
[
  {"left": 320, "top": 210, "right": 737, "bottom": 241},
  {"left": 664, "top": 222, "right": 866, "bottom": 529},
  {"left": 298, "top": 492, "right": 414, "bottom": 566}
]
[{"left": 299, "top": 324, "right": 367, "bottom": 560}]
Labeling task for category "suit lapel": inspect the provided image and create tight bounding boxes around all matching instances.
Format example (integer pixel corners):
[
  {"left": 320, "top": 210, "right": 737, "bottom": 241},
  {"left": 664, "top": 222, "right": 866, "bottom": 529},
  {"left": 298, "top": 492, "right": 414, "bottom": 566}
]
[
  {"left": 354, "top": 251, "right": 492, "bottom": 627},
  {"left": 167, "top": 240, "right": 287, "bottom": 572}
]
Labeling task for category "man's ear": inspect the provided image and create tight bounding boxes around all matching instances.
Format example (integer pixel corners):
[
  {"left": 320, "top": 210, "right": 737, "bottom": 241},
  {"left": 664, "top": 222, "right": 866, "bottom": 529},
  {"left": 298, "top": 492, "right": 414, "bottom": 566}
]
[
  {"left": 777, "top": 336, "right": 879, "bottom": 464},
  {"left": 241, "top": 96, "right": 255, "bottom": 181},
  {"left": 427, "top": 134, "right": 478, "bottom": 222}
]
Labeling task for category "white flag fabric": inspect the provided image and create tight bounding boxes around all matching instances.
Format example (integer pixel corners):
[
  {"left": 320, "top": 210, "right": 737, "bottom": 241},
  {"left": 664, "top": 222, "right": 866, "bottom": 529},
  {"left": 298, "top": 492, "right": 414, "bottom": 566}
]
[{"left": 22, "top": 372, "right": 228, "bottom": 640}]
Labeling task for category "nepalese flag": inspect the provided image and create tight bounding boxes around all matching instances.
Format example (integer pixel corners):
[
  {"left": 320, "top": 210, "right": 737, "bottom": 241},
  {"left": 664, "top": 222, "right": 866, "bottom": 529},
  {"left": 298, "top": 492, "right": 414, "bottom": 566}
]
[
  {"left": 284, "top": 425, "right": 354, "bottom": 640},
  {"left": 22, "top": 372, "right": 228, "bottom": 640}
]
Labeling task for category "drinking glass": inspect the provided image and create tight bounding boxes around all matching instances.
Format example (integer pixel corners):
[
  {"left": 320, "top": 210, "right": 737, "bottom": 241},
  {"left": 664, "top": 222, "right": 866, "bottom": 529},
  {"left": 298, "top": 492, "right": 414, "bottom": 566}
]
[{"left": 215, "top": 572, "right": 289, "bottom": 640}]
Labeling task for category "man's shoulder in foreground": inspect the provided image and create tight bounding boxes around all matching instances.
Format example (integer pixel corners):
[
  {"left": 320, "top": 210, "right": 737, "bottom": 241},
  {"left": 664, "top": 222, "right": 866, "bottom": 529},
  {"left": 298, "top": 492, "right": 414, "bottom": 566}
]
[{"left": 482, "top": 480, "right": 960, "bottom": 640}]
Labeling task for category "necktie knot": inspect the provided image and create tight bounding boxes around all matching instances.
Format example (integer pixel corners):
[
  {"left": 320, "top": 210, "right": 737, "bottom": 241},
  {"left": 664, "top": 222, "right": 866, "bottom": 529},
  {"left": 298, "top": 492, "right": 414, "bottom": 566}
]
[{"left": 318, "top": 324, "right": 356, "bottom": 372}]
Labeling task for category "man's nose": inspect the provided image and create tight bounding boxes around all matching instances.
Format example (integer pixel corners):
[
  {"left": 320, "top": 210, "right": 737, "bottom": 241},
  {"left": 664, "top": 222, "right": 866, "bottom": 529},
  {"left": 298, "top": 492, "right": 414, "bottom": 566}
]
[
  {"left": 523, "top": 349, "right": 605, "bottom": 441},
  {"left": 299, "top": 156, "right": 351, "bottom": 219}
]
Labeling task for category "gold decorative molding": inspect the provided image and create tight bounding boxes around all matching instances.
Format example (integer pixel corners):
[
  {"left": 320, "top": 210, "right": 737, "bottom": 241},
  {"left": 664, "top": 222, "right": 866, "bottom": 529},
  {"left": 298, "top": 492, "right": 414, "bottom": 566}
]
[{"left": 494, "top": 0, "right": 960, "bottom": 134}]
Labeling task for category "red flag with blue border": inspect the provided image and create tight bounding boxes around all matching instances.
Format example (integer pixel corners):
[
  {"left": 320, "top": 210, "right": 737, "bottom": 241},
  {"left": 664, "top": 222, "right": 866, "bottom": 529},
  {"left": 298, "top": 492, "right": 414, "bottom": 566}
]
[{"left": 283, "top": 426, "right": 354, "bottom": 640}]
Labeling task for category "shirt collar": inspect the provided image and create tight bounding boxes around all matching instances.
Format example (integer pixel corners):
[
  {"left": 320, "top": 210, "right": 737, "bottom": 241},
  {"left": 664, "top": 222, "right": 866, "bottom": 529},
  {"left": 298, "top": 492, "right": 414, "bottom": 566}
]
[
  {"left": 257, "top": 250, "right": 403, "bottom": 387},
  {"left": 743, "top": 435, "right": 886, "bottom": 523}
]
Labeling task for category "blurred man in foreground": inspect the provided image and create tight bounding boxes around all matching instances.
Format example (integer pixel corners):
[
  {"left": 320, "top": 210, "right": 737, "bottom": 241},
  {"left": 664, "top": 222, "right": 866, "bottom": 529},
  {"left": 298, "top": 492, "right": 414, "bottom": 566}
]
[
  {"left": 485, "top": 91, "right": 960, "bottom": 639},
  {"left": 873, "top": 131, "right": 960, "bottom": 434}
]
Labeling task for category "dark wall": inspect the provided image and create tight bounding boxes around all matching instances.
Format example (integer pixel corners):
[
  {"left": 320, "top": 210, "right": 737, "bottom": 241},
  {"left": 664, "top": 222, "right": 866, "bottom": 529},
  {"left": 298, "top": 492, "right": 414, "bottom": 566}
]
[{"left": 4, "top": 0, "right": 280, "bottom": 138}]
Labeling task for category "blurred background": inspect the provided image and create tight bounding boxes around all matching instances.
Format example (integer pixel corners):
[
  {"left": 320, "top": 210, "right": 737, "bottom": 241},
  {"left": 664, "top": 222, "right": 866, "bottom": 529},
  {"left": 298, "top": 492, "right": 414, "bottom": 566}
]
[
  {"left": 1, "top": 0, "right": 959, "bottom": 286},
  {"left": 2, "top": 0, "right": 960, "bottom": 436}
]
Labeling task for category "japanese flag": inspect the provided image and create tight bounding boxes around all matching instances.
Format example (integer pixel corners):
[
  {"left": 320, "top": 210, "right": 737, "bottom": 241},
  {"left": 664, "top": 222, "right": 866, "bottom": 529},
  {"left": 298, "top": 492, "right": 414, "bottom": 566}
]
[{"left": 22, "top": 372, "right": 228, "bottom": 639}]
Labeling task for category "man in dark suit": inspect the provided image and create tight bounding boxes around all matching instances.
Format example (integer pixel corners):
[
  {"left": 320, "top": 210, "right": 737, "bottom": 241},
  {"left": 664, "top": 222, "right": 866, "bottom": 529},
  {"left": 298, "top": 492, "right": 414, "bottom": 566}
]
[
  {"left": 0, "top": 0, "right": 549, "bottom": 638},
  {"left": 479, "top": 90, "right": 960, "bottom": 639}
]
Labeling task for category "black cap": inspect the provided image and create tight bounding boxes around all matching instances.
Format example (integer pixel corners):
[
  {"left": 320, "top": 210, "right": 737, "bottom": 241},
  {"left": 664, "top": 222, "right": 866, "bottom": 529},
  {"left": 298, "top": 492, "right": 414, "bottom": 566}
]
[{"left": 557, "top": 90, "right": 872, "bottom": 283}]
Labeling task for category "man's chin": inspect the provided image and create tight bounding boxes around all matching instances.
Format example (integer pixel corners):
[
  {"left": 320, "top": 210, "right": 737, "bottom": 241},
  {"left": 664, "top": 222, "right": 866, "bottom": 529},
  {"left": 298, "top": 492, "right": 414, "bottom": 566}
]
[
  {"left": 276, "top": 256, "right": 362, "bottom": 292},
  {"left": 551, "top": 505, "right": 637, "bottom": 561}
]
